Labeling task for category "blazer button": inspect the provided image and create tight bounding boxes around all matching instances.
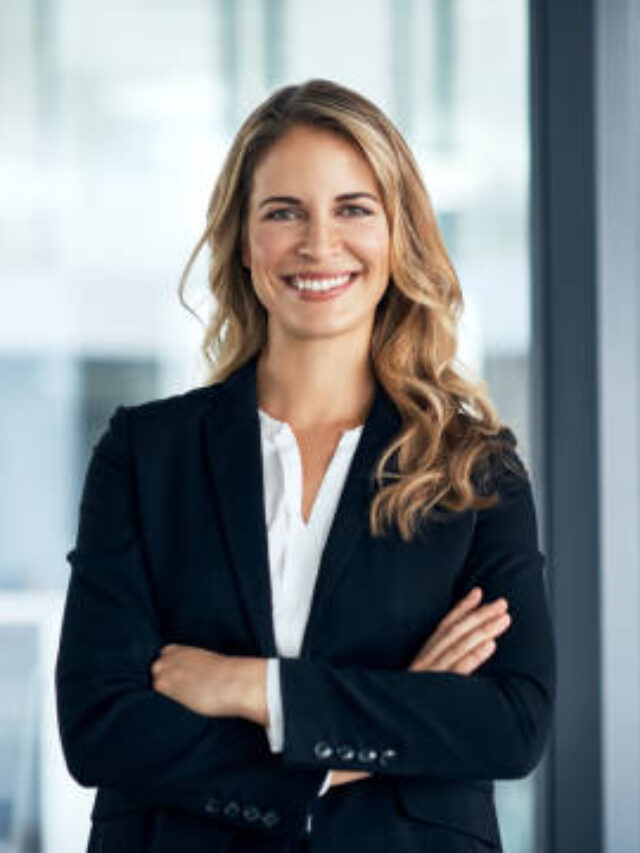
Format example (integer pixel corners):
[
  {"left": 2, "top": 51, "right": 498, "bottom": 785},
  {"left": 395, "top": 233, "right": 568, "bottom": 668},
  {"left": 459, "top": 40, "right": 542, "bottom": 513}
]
[
  {"left": 379, "top": 748, "right": 398, "bottom": 766},
  {"left": 223, "top": 801, "right": 241, "bottom": 818},
  {"left": 336, "top": 744, "right": 356, "bottom": 761},
  {"left": 357, "top": 748, "right": 378, "bottom": 763},
  {"left": 242, "top": 804, "right": 261, "bottom": 822},
  {"left": 314, "top": 741, "right": 334, "bottom": 759},
  {"left": 262, "top": 809, "right": 281, "bottom": 828},
  {"left": 204, "top": 797, "right": 221, "bottom": 814}
]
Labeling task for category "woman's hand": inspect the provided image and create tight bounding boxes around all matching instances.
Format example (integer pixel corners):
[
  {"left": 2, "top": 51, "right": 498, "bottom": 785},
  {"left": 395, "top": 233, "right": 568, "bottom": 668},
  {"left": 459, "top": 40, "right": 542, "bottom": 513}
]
[
  {"left": 327, "top": 587, "right": 511, "bottom": 790},
  {"left": 408, "top": 586, "right": 511, "bottom": 675},
  {"left": 150, "top": 645, "right": 267, "bottom": 722}
]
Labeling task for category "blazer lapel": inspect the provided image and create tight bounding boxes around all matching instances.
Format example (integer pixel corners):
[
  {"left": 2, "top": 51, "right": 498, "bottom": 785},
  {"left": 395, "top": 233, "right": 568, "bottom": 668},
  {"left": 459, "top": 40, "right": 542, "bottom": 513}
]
[
  {"left": 298, "top": 378, "right": 401, "bottom": 658},
  {"left": 202, "top": 353, "right": 402, "bottom": 660}
]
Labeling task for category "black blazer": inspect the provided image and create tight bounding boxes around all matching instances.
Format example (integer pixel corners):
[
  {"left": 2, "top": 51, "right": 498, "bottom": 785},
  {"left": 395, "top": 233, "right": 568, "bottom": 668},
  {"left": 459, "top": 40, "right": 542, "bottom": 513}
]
[{"left": 55, "top": 353, "right": 556, "bottom": 853}]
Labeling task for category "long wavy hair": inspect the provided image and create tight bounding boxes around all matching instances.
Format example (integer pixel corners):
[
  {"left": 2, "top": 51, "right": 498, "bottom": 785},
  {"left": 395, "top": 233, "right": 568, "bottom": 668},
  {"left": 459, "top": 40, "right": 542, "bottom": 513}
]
[{"left": 178, "top": 78, "right": 527, "bottom": 542}]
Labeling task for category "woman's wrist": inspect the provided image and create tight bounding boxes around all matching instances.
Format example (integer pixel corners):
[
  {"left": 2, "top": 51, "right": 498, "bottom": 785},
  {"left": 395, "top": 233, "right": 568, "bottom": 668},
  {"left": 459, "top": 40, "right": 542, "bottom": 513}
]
[
  {"left": 328, "top": 770, "right": 372, "bottom": 788},
  {"left": 234, "top": 656, "right": 269, "bottom": 727}
]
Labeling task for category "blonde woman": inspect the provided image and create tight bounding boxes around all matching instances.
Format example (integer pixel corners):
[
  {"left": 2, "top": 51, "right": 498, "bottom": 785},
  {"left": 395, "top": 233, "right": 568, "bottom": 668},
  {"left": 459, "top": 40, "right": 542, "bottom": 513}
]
[{"left": 55, "top": 79, "right": 555, "bottom": 852}]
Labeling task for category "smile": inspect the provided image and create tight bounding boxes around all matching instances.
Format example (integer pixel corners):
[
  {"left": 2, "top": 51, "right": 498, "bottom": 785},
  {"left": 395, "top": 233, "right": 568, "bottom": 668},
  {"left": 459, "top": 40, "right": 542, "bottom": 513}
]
[{"left": 282, "top": 271, "right": 360, "bottom": 292}]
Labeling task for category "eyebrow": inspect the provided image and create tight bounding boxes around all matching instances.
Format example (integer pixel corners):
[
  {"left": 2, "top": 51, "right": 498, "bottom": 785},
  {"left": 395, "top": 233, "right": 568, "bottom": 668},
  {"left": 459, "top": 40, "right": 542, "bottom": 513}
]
[{"left": 257, "top": 192, "right": 380, "bottom": 209}]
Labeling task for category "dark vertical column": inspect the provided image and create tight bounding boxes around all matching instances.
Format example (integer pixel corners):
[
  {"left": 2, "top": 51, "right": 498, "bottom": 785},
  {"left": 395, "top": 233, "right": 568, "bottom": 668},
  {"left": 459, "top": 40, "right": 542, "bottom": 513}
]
[{"left": 529, "top": 0, "right": 602, "bottom": 851}]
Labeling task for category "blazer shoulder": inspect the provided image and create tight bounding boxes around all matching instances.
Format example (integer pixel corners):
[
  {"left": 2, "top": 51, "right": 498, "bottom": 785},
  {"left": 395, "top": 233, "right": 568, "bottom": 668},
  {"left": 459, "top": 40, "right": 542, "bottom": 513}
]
[
  {"left": 114, "top": 382, "right": 225, "bottom": 445},
  {"left": 126, "top": 382, "right": 222, "bottom": 418}
]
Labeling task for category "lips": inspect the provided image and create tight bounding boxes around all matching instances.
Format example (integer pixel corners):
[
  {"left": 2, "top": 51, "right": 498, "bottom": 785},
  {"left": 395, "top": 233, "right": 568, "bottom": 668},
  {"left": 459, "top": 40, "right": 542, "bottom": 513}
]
[
  {"left": 282, "top": 270, "right": 361, "bottom": 280},
  {"left": 282, "top": 271, "right": 360, "bottom": 287},
  {"left": 280, "top": 271, "right": 360, "bottom": 301}
]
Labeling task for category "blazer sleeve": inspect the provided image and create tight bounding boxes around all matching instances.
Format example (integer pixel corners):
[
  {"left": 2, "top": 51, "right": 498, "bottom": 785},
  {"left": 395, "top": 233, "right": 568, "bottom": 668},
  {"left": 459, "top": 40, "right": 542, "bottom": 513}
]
[
  {"left": 276, "top": 450, "right": 556, "bottom": 782},
  {"left": 55, "top": 405, "right": 327, "bottom": 837},
  {"left": 266, "top": 658, "right": 333, "bottom": 796}
]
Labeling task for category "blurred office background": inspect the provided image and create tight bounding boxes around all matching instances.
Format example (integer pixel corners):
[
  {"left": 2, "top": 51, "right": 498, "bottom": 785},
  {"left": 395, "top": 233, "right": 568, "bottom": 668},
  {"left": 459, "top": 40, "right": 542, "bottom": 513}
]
[{"left": 0, "top": 0, "right": 637, "bottom": 851}]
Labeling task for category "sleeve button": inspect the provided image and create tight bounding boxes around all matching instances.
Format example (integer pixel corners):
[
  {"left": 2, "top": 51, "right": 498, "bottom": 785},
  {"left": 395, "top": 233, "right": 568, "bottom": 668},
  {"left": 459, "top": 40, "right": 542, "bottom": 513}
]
[
  {"left": 242, "top": 804, "right": 261, "bottom": 822},
  {"left": 262, "top": 809, "right": 281, "bottom": 828},
  {"left": 357, "top": 748, "right": 378, "bottom": 763},
  {"left": 223, "top": 801, "right": 241, "bottom": 818},
  {"left": 336, "top": 744, "right": 356, "bottom": 761},
  {"left": 204, "top": 797, "right": 221, "bottom": 814},
  {"left": 314, "top": 741, "right": 334, "bottom": 759},
  {"left": 379, "top": 748, "right": 398, "bottom": 766}
]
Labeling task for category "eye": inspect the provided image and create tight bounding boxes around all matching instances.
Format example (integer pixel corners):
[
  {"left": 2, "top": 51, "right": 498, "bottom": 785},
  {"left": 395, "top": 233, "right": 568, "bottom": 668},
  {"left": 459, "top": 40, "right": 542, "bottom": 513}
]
[
  {"left": 338, "top": 205, "right": 373, "bottom": 217},
  {"left": 264, "top": 208, "right": 300, "bottom": 221}
]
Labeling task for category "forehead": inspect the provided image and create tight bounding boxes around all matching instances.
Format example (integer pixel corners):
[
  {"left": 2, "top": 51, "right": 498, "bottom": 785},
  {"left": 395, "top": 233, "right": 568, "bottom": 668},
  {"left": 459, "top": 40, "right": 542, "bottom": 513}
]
[{"left": 250, "top": 125, "right": 378, "bottom": 197}]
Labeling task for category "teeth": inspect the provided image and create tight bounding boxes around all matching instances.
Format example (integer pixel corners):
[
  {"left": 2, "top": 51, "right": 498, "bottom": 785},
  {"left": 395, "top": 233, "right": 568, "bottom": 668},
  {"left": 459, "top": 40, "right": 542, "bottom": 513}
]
[{"left": 291, "top": 273, "right": 353, "bottom": 292}]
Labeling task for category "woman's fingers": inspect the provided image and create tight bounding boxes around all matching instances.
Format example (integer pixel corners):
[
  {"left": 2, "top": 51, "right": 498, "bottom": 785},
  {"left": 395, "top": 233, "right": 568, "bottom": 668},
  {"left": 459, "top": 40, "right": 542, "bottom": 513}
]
[
  {"left": 451, "top": 639, "right": 497, "bottom": 676},
  {"left": 428, "top": 611, "right": 511, "bottom": 672},
  {"left": 437, "top": 587, "right": 483, "bottom": 631},
  {"left": 409, "top": 595, "right": 510, "bottom": 673},
  {"left": 412, "top": 596, "right": 508, "bottom": 666},
  {"left": 425, "top": 590, "right": 504, "bottom": 657},
  {"left": 437, "top": 596, "right": 508, "bottom": 651}
]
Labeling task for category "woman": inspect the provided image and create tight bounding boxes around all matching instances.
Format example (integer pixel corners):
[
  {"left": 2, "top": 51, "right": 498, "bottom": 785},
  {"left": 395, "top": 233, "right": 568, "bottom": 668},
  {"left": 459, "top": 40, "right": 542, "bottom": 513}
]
[{"left": 55, "top": 79, "right": 555, "bottom": 852}]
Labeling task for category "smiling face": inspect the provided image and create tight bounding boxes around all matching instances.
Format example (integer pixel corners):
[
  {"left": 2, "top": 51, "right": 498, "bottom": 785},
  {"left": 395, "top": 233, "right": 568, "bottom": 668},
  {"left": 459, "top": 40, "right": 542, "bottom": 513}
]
[{"left": 241, "top": 124, "right": 391, "bottom": 347}]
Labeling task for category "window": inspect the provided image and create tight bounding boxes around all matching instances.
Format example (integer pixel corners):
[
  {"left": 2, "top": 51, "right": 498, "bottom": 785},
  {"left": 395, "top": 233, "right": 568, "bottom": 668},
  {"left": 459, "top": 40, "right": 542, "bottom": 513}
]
[{"left": 0, "top": 2, "right": 536, "bottom": 849}]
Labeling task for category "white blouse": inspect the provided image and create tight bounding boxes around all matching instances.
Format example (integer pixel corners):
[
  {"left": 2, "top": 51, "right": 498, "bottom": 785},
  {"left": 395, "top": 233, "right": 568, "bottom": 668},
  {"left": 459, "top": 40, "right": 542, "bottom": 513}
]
[{"left": 257, "top": 406, "right": 364, "bottom": 798}]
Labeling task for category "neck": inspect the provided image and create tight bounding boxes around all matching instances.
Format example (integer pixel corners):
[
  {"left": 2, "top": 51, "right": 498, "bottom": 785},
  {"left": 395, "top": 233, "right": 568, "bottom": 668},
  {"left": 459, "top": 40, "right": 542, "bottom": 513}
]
[{"left": 256, "top": 342, "right": 376, "bottom": 432}]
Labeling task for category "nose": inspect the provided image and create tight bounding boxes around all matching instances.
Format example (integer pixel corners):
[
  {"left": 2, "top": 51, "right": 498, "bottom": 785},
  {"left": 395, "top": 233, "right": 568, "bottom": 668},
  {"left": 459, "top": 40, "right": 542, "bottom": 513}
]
[{"left": 297, "top": 213, "right": 340, "bottom": 259}]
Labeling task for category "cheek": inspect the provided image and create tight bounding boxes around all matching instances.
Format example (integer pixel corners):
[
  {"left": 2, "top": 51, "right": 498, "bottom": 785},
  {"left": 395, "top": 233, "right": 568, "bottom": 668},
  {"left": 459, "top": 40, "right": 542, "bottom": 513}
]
[
  {"left": 352, "top": 225, "right": 390, "bottom": 270},
  {"left": 249, "top": 228, "right": 291, "bottom": 269}
]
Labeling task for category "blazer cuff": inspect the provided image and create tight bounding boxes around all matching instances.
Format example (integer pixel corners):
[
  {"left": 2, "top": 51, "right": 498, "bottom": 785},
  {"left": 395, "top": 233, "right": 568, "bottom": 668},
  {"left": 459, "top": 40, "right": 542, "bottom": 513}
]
[
  {"left": 318, "top": 770, "right": 333, "bottom": 797},
  {"left": 267, "top": 658, "right": 331, "bottom": 795}
]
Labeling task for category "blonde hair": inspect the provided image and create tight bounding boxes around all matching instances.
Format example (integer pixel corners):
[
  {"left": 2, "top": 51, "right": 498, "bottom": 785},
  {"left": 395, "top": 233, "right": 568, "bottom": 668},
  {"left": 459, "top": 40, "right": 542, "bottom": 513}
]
[{"left": 179, "top": 78, "right": 527, "bottom": 541}]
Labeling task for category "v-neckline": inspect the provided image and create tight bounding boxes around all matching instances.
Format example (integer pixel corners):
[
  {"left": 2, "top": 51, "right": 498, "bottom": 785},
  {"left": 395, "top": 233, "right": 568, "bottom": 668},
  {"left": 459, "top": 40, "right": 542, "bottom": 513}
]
[{"left": 257, "top": 407, "right": 363, "bottom": 530}]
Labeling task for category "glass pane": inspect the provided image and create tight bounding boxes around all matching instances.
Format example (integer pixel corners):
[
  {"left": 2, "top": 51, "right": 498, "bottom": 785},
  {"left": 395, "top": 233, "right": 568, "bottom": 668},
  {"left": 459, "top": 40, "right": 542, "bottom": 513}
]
[
  {"left": 0, "top": 625, "right": 39, "bottom": 852},
  {"left": 1, "top": 0, "right": 536, "bottom": 849}
]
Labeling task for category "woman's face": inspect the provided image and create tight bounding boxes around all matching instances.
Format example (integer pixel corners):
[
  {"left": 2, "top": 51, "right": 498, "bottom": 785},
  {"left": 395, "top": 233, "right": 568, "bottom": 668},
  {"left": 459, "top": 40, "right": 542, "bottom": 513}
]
[{"left": 242, "top": 124, "right": 391, "bottom": 346}]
